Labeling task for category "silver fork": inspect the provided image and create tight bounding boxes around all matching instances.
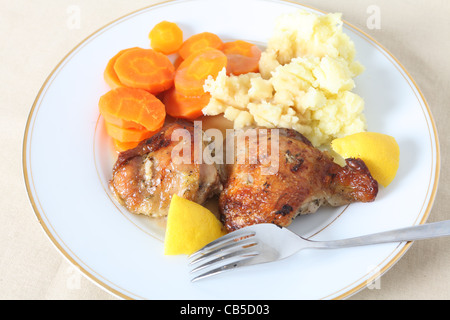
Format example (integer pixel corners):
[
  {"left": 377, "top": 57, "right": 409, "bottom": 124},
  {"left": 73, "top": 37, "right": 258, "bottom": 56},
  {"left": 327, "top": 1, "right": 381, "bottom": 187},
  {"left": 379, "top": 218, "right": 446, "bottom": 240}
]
[{"left": 188, "top": 221, "right": 450, "bottom": 282}]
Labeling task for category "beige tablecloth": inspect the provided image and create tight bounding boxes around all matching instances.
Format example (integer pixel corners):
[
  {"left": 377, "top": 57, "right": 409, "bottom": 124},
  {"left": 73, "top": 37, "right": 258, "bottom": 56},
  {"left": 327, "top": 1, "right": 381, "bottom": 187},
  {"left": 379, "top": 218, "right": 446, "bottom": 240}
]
[{"left": 1, "top": 0, "right": 449, "bottom": 300}]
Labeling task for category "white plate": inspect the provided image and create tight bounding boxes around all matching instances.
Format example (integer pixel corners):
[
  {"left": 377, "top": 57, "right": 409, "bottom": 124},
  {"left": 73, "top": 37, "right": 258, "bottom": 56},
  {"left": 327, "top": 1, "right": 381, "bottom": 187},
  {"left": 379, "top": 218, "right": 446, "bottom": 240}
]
[{"left": 23, "top": 0, "right": 440, "bottom": 300}]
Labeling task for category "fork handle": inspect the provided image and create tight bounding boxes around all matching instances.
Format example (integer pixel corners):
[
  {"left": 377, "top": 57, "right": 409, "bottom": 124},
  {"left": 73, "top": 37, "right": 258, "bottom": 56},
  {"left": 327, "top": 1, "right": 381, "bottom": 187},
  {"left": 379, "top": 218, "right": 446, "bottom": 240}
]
[{"left": 311, "top": 220, "right": 450, "bottom": 249}]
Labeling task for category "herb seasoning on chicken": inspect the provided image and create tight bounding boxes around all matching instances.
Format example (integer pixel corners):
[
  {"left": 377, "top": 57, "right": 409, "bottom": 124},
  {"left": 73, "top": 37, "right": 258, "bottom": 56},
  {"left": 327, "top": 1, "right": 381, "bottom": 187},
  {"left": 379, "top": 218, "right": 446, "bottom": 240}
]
[{"left": 109, "top": 122, "right": 223, "bottom": 218}]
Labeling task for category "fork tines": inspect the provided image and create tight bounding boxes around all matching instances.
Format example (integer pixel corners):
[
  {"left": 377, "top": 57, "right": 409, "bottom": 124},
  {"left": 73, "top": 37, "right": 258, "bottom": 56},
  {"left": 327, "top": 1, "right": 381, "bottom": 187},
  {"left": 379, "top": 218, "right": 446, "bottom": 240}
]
[{"left": 188, "top": 229, "right": 260, "bottom": 282}]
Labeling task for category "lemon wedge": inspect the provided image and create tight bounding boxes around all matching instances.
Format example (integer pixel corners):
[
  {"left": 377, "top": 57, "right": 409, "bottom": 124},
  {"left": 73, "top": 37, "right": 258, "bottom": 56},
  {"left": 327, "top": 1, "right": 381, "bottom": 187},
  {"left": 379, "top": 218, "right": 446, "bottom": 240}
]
[
  {"left": 164, "top": 195, "right": 227, "bottom": 255},
  {"left": 331, "top": 132, "right": 400, "bottom": 188}
]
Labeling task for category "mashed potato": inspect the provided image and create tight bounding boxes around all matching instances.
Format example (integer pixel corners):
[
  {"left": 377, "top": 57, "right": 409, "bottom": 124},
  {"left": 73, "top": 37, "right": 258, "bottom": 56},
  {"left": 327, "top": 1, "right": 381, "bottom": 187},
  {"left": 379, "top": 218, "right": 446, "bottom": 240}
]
[
  {"left": 202, "top": 10, "right": 366, "bottom": 147},
  {"left": 258, "top": 10, "right": 364, "bottom": 79}
]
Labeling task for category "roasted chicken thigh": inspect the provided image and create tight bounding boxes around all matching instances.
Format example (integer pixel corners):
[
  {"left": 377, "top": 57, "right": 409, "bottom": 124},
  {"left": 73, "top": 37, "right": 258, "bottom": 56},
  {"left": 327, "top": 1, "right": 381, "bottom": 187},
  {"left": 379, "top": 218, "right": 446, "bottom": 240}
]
[
  {"left": 110, "top": 122, "right": 223, "bottom": 217},
  {"left": 219, "top": 128, "right": 378, "bottom": 231}
]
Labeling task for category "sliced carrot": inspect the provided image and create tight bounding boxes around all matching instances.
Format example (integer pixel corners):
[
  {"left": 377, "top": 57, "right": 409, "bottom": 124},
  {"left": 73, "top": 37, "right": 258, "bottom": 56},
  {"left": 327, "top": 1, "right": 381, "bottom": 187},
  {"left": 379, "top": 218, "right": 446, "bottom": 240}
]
[
  {"left": 149, "top": 21, "right": 183, "bottom": 55},
  {"left": 104, "top": 47, "right": 140, "bottom": 89},
  {"left": 114, "top": 48, "right": 175, "bottom": 94},
  {"left": 104, "top": 120, "right": 156, "bottom": 142},
  {"left": 113, "top": 139, "right": 141, "bottom": 152},
  {"left": 178, "top": 32, "right": 224, "bottom": 60},
  {"left": 173, "top": 55, "right": 184, "bottom": 69},
  {"left": 163, "top": 88, "right": 210, "bottom": 120},
  {"left": 174, "top": 48, "right": 227, "bottom": 96},
  {"left": 101, "top": 113, "right": 146, "bottom": 130},
  {"left": 99, "top": 87, "right": 166, "bottom": 132},
  {"left": 221, "top": 40, "right": 261, "bottom": 75}
]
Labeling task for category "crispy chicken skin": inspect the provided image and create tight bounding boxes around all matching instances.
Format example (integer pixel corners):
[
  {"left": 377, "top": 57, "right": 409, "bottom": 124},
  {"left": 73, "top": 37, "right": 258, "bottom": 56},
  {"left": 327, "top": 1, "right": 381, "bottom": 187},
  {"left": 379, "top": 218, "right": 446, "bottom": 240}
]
[
  {"left": 219, "top": 128, "right": 378, "bottom": 231},
  {"left": 109, "top": 121, "right": 223, "bottom": 218}
]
